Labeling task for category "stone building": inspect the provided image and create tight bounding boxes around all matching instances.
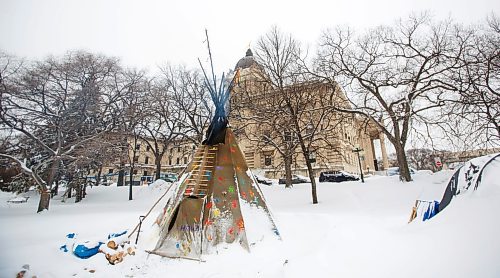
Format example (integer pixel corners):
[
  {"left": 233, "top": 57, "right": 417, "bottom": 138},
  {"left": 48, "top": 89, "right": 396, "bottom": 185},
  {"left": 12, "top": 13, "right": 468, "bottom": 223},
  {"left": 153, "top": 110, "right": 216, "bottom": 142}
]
[
  {"left": 94, "top": 49, "right": 390, "bottom": 183},
  {"left": 99, "top": 136, "right": 197, "bottom": 184},
  {"left": 229, "top": 49, "right": 389, "bottom": 178}
]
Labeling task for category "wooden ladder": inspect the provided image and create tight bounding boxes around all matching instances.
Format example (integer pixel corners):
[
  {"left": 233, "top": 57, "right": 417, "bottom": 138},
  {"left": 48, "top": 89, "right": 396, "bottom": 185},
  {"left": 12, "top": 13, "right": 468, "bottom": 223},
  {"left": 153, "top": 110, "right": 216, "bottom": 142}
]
[{"left": 184, "top": 145, "right": 218, "bottom": 197}]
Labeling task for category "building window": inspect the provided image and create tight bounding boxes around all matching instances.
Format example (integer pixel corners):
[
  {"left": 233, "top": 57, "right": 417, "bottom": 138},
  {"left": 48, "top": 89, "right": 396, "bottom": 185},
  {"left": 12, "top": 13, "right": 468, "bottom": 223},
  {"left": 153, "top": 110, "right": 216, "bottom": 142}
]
[
  {"left": 176, "top": 157, "right": 180, "bottom": 165},
  {"left": 169, "top": 157, "right": 172, "bottom": 165},
  {"left": 135, "top": 144, "right": 141, "bottom": 150},
  {"left": 264, "top": 155, "right": 272, "bottom": 166},
  {"left": 177, "top": 147, "right": 181, "bottom": 153},
  {"left": 108, "top": 169, "right": 114, "bottom": 174},
  {"left": 284, "top": 131, "right": 291, "bottom": 142},
  {"left": 133, "top": 156, "right": 139, "bottom": 163},
  {"left": 184, "top": 157, "right": 188, "bottom": 164},
  {"left": 145, "top": 156, "right": 149, "bottom": 164},
  {"left": 284, "top": 130, "right": 297, "bottom": 142},
  {"left": 143, "top": 171, "right": 148, "bottom": 176},
  {"left": 133, "top": 169, "right": 138, "bottom": 175},
  {"left": 308, "top": 151, "right": 316, "bottom": 163},
  {"left": 306, "top": 124, "right": 314, "bottom": 136},
  {"left": 146, "top": 145, "right": 151, "bottom": 151}
]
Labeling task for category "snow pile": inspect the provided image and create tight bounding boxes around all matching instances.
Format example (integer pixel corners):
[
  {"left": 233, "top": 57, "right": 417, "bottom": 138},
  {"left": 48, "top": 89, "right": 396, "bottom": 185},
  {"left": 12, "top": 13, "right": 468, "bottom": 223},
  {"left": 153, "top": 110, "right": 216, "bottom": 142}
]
[
  {"left": 0, "top": 158, "right": 499, "bottom": 277},
  {"left": 410, "top": 154, "right": 499, "bottom": 222}
]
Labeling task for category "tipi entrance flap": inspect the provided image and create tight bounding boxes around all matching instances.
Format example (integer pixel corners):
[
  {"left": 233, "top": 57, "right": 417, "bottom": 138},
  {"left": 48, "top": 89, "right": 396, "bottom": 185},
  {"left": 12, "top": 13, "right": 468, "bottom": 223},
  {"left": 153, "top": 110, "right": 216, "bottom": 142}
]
[{"left": 153, "top": 197, "right": 205, "bottom": 259}]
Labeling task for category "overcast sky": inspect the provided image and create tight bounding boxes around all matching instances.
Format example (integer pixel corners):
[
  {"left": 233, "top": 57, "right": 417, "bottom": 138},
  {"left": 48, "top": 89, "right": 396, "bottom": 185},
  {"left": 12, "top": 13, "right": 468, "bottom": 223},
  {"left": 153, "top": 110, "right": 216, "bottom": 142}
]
[{"left": 1, "top": 0, "right": 498, "bottom": 73}]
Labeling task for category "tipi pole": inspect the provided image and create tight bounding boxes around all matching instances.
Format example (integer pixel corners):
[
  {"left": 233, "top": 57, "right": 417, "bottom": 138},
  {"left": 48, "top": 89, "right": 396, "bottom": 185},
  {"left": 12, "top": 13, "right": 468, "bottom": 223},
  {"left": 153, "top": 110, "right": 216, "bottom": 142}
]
[
  {"left": 127, "top": 182, "right": 175, "bottom": 239},
  {"left": 145, "top": 250, "right": 206, "bottom": 262},
  {"left": 204, "top": 29, "right": 217, "bottom": 93}
]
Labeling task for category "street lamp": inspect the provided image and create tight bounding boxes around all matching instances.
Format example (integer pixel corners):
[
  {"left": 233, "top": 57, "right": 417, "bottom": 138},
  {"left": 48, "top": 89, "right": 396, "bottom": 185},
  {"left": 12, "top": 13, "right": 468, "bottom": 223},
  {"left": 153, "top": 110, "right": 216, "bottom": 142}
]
[{"left": 352, "top": 144, "right": 365, "bottom": 183}]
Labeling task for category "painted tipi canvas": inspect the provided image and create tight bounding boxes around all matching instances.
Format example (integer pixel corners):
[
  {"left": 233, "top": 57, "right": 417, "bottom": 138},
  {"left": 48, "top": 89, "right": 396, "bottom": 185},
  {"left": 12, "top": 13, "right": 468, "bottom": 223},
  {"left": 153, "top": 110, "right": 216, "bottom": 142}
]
[{"left": 150, "top": 129, "right": 280, "bottom": 260}]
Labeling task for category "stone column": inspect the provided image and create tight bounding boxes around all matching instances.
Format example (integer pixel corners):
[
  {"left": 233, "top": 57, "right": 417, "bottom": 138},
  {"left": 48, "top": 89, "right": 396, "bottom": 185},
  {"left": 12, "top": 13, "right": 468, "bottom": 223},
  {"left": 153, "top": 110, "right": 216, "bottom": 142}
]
[
  {"left": 369, "top": 138, "right": 377, "bottom": 170},
  {"left": 379, "top": 133, "right": 389, "bottom": 170}
]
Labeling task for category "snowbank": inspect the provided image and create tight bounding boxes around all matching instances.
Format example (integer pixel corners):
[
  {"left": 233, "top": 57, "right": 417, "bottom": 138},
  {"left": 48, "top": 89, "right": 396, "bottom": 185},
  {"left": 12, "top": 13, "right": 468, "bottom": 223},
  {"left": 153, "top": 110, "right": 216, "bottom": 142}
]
[{"left": 0, "top": 164, "right": 499, "bottom": 277}]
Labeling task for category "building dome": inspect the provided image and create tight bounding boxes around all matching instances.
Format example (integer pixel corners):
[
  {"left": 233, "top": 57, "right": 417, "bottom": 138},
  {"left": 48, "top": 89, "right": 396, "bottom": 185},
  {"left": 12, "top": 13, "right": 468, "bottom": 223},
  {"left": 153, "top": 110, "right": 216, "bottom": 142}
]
[{"left": 234, "top": 49, "right": 260, "bottom": 70}]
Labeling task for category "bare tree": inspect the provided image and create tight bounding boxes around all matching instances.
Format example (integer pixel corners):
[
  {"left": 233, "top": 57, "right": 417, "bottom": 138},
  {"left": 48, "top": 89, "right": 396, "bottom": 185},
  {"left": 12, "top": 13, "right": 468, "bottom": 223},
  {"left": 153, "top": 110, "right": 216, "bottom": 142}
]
[
  {"left": 248, "top": 26, "right": 348, "bottom": 203},
  {"left": 406, "top": 148, "right": 435, "bottom": 171},
  {"left": 138, "top": 76, "right": 183, "bottom": 180},
  {"left": 113, "top": 69, "right": 148, "bottom": 200},
  {"left": 231, "top": 72, "right": 300, "bottom": 188},
  {"left": 316, "top": 13, "right": 465, "bottom": 181},
  {"left": 162, "top": 66, "right": 213, "bottom": 145},
  {"left": 442, "top": 14, "right": 500, "bottom": 148},
  {"left": 253, "top": 26, "right": 313, "bottom": 194},
  {"left": 0, "top": 51, "right": 128, "bottom": 211}
]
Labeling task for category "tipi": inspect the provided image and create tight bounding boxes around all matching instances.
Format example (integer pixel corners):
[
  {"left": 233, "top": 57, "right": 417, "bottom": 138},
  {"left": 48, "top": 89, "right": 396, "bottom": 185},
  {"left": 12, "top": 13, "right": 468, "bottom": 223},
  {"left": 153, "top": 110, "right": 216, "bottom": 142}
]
[{"left": 148, "top": 51, "right": 280, "bottom": 260}]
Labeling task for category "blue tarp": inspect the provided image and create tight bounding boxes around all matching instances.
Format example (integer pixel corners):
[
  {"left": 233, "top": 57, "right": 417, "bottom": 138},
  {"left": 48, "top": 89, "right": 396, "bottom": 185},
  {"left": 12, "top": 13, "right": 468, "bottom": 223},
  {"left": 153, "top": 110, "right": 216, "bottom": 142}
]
[
  {"left": 60, "top": 230, "right": 127, "bottom": 259},
  {"left": 73, "top": 242, "right": 104, "bottom": 259},
  {"left": 423, "top": 201, "right": 440, "bottom": 221}
]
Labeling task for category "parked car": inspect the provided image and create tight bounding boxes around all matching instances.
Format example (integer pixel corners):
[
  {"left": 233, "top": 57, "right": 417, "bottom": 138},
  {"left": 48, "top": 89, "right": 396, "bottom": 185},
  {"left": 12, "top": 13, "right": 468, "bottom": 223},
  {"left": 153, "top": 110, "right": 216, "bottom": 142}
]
[
  {"left": 386, "top": 167, "right": 416, "bottom": 176},
  {"left": 125, "top": 180, "right": 142, "bottom": 186},
  {"left": 253, "top": 174, "right": 273, "bottom": 185},
  {"left": 319, "top": 171, "right": 359, "bottom": 182},
  {"left": 160, "top": 173, "right": 178, "bottom": 183},
  {"left": 140, "top": 175, "right": 154, "bottom": 184},
  {"left": 278, "top": 174, "right": 310, "bottom": 184}
]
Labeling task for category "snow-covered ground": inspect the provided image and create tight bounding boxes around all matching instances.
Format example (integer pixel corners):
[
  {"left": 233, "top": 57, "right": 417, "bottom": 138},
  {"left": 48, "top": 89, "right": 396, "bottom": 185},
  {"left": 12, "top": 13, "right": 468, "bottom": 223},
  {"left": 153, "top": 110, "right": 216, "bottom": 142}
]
[{"left": 1, "top": 161, "right": 499, "bottom": 278}]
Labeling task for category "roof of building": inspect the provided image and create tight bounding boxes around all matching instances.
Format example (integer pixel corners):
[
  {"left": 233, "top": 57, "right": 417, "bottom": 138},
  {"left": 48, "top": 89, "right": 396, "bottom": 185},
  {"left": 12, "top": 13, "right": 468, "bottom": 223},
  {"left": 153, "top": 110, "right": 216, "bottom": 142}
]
[{"left": 234, "top": 48, "right": 260, "bottom": 70}]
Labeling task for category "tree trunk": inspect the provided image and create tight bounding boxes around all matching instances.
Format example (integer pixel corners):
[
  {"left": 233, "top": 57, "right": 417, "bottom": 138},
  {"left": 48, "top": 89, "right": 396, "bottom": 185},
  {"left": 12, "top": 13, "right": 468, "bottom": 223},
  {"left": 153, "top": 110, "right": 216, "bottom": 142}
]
[
  {"left": 83, "top": 182, "right": 87, "bottom": 199},
  {"left": 155, "top": 157, "right": 161, "bottom": 180},
  {"left": 284, "top": 154, "right": 293, "bottom": 188},
  {"left": 37, "top": 190, "right": 51, "bottom": 213},
  {"left": 46, "top": 159, "right": 60, "bottom": 190},
  {"left": 394, "top": 143, "right": 412, "bottom": 182},
  {"left": 75, "top": 178, "right": 82, "bottom": 203},
  {"left": 297, "top": 135, "right": 318, "bottom": 204},
  {"left": 95, "top": 166, "right": 103, "bottom": 187},
  {"left": 117, "top": 165, "right": 125, "bottom": 186},
  {"left": 304, "top": 157, "right": 318, "bottom": 204},
  {"left": 52, "top": 180, "right": 59, "bottom": 197},
  {"left": 37, "top": 159, "right": 60, "bottom": 212},
  {"left": 286, "top": 101, "right": 318, "bottom": 204}
]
